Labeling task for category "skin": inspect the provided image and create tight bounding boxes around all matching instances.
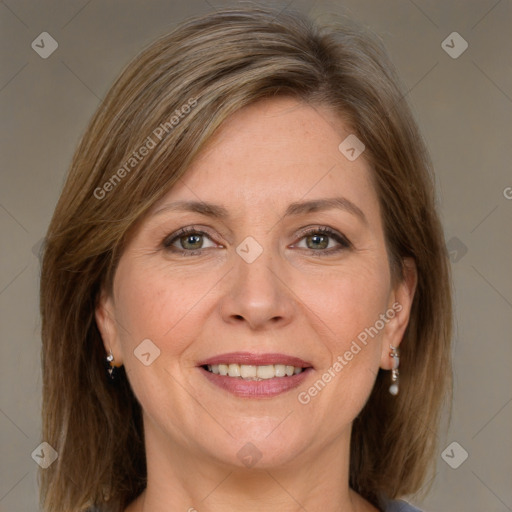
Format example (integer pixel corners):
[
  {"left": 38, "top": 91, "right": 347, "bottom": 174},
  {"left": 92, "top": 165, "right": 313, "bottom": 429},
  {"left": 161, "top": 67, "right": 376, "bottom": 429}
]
[{"left": 96, "top": 96, "right": 417, "bottom": 512}]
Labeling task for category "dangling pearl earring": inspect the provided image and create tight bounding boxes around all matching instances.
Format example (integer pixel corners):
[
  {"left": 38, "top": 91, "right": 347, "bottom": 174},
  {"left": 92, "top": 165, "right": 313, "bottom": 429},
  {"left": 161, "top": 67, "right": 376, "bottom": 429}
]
[
  {"left": 105, "top": 350, "right": 120, "bottom": 381},
  {"left": 389, "top": 345, "right": 399, "bottom": 395}
]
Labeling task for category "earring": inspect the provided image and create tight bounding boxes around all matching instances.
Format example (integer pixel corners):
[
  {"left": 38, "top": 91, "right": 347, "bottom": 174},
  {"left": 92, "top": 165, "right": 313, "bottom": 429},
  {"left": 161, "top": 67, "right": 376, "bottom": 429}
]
[
  {"left": 389, "top": 345, "right": 399, "bottom": 395},
  {"left": 105, "top": 350, "right": 120, "bottom": 381}
]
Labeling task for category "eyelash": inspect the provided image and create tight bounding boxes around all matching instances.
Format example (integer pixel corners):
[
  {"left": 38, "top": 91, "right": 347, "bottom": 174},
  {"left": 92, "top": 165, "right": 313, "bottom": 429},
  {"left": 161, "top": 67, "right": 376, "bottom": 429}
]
[{"left": 162, "top": 225, "right": 351, "bottom": 257}]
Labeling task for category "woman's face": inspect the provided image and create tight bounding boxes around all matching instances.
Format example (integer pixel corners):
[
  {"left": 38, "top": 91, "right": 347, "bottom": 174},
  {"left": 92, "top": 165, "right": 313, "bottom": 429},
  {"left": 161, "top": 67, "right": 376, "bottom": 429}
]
[{"left": 97, "top": 97, "right": 415, "bottom": 470}]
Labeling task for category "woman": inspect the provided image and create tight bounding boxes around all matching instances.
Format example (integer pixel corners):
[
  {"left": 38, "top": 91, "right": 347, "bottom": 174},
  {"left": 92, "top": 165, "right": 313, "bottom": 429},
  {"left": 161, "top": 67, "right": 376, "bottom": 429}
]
[{"left": 39, "top": 5, "right": 452, "bottom": 512}]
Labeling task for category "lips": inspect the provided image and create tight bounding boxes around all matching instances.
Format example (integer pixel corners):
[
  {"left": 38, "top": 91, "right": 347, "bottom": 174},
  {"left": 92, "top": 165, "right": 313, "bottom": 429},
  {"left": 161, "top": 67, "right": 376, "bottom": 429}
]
[
  {"left": 197, "top": 352, "right": 313, "bottom": 398},
  {"left": 197, "top": 352, "right": 313, "bottom": 368}
]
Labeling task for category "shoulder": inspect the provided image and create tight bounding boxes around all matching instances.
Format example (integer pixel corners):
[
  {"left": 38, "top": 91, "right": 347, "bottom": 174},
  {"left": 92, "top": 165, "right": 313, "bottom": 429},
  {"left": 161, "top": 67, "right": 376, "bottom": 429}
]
[{"left": 382, "top": 498, "right": 423, "bottom": 512}]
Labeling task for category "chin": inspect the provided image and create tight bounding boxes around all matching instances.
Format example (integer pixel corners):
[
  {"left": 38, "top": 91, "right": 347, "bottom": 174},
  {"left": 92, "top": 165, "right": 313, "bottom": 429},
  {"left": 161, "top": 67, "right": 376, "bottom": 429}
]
[{"left": 204, "top": 423, "right": 309, "bottom": 470}]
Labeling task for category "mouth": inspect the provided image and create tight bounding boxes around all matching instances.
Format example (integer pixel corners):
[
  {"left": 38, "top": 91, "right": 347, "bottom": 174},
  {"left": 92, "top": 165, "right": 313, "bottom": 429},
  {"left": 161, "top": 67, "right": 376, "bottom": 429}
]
[
  {"left": 202, "top": 363, "right": 305, "bottom": 380},
  {"left": 197, "top": 352, "right": 313, "bottom": 398}
]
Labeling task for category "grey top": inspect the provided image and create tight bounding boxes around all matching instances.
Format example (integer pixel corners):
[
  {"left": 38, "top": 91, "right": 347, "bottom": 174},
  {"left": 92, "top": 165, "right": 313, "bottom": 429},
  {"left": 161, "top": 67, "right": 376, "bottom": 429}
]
[{"left": 384, "top": 498, "right": 423, "bottom": 512}]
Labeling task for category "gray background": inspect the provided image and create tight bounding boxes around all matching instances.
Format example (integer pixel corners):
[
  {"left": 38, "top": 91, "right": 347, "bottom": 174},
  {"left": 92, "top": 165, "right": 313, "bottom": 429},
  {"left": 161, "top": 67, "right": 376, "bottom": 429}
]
[{"left": 1, "top": 0, "right": 511, "bottom": 511}]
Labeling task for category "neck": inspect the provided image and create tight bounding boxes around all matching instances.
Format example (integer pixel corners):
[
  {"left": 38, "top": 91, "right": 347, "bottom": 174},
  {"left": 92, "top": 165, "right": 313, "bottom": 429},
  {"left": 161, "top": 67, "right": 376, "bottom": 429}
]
[{"left": 126, "top": 415, "right": 377, "bottom": 512}]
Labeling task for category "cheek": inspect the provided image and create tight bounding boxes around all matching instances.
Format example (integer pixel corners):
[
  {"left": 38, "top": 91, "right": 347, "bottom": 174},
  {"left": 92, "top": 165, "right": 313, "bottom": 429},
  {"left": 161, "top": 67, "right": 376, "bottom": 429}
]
[
  {"left": 111, "top": 262, "right": 214, "bottom": 429},
  {"left": 295, "top": 258, "right": 391, "bottom": 351},
  {"left": 293, "top": 259, "right": 390, "bottom": 411},
  {"left": 113, "top": 260, "right": 214, "bottom": 362}
]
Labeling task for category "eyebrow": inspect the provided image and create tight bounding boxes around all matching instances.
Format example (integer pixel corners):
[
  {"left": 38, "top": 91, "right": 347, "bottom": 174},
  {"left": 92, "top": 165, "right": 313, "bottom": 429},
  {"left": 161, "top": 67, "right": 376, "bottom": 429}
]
[
  {"left": 152, "top": 200, "right": 228, "bottom": 218},
  {"left": 284, "top": 197, "right": 367, "bottom": 224},
  {"left": 152, "top": 197, "right": 367, "bottom": 224}
]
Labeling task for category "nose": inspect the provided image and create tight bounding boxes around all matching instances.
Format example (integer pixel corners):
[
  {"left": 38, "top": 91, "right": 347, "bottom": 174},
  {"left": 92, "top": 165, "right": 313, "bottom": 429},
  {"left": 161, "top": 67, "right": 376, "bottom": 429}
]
[{"left": 219, "top": 249, "right": 296, "bottom": 331}]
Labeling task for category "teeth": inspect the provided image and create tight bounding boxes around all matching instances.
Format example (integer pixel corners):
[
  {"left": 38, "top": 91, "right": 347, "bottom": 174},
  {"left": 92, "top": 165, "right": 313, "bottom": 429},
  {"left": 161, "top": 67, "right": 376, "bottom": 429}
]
[
  {"left": 240, "top": 365, "right": 257, "bottom": 378},
  {"left": 205, "top": 363, "right": 305, "bottom": 380},
  {"left": 256, "top": 365, "right": 275, "bottom": 379},
  {"left": 274, "top": 364, "right": 286, "bottom": 377},
  {"left": 228, "top": 364, "right": 240, "bottom": 377}
]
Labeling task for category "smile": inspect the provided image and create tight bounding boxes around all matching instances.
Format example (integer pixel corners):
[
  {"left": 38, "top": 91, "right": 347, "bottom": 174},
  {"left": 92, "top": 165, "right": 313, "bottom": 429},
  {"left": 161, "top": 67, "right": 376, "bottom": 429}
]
[
  {"left": 204, "top": 363, "right": 304, "bottom": 380},
  {"left": 198, "top": 352, "right": 313, "bottom": 398}
]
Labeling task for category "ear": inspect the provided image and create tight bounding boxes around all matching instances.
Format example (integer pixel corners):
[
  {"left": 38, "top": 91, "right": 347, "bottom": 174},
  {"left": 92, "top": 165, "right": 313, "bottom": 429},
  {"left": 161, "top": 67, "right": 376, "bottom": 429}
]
[
  {"left": 380, "top": 257, "right": 417, "bottom": 370},
  {"left": 95, "top": 289, "right": 124, "bottom": 367}
]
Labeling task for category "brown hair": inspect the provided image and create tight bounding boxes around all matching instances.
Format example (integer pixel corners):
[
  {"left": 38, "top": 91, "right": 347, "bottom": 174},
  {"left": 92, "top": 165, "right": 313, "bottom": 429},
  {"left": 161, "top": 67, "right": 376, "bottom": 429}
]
[{"left": 39, "top": 5, "right": 452, "bottom": 511}]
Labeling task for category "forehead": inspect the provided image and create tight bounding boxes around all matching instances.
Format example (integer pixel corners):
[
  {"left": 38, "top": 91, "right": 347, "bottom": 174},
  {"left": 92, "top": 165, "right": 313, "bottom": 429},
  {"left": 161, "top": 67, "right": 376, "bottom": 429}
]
[{"left": 150, "top": 96, "right": 379, "bottom": 220}]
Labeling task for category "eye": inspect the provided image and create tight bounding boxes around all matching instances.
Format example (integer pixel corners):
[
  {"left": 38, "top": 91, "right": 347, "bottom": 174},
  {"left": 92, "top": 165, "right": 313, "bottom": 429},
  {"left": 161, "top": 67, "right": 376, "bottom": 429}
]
[
  {"left": 293, "top": 226, "right": 351, "bottom": 254},
  {"left": 162, "top": 227, "right": 219, "bottom": 255},
  {"left": 161, "top": 225, "right": 351, "bottom": 257}
]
